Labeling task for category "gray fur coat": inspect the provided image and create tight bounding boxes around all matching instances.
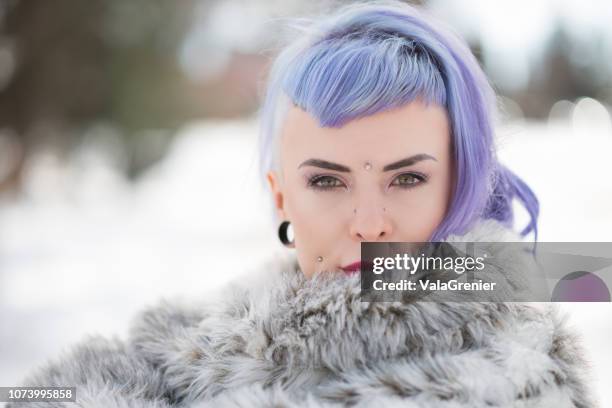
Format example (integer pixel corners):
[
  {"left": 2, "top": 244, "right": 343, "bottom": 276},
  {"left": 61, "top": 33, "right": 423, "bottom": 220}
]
[{"left": 9, "top": 220, "right": 598, "bottom": 407}]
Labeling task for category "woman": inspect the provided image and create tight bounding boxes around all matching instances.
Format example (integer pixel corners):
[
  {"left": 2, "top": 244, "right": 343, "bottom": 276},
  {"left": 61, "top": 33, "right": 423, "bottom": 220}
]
[{"left": 10, "top": 1, "right": 596, "bottom": 407}]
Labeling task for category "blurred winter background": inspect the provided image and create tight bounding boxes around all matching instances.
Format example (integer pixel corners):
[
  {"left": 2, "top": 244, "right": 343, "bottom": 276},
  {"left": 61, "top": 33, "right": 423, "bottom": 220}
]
[{"left": 0, "top": 0, "right": 611, "bottom": 404}]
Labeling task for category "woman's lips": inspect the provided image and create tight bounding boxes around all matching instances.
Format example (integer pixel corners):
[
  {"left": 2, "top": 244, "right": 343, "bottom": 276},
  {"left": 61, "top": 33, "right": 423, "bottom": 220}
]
[{"left": 340, "top": 261, "right": 372, "bottom": 275}]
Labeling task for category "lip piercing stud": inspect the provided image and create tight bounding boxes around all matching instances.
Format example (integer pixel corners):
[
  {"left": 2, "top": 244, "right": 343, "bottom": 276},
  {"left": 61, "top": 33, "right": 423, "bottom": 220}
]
[
  {"left": 363, "top": 162, "right": 372, "bottom": 171},
  {"left": 317, "top": 256, "right": 323, "bottom": 262}
]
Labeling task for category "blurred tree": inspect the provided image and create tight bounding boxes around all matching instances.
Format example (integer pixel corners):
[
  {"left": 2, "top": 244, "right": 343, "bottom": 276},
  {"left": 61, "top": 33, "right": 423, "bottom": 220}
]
[
  {"left": 0, "top": 0, "right": 264, "bottom": 191},
  {"left": 512, "top": 24, "right": 610, "bottom": 119}
]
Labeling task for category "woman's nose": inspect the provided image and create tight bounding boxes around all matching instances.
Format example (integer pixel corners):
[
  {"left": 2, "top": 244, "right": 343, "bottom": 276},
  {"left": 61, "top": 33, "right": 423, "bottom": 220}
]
[{"left": 349, "top": 201, "right": 392, "bottom": 241}]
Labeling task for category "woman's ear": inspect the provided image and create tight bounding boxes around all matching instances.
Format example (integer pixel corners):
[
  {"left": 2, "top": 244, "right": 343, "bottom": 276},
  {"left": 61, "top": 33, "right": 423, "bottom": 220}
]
[{"left": 266, "top": 170, "right": 287, "bottom": 220}]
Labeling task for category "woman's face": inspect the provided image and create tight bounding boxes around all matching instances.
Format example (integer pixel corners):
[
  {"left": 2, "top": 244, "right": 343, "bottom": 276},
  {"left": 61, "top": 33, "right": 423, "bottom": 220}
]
[{"left": 266, "top": 99, "right": 453, "bottom": 278}]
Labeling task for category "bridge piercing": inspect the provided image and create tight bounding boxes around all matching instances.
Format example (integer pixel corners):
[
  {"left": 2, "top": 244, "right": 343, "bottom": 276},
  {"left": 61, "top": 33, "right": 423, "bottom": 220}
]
[{"left": 317, "top": 256, "right": 323, "bottom": 262}]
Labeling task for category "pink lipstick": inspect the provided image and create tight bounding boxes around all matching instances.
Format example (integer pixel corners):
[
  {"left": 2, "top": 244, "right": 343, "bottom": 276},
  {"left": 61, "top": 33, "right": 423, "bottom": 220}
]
[{"left": 340, "top": 261, "right": 372, "bottom": 275}]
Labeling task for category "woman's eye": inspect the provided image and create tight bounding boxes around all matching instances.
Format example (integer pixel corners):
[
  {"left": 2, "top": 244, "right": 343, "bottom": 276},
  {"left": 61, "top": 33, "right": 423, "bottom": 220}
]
[
  {"left": 308, "top": 175, "right": 345, "bottom": 190},
  {"left": 307, "top": 173, "right": 425, "bottom": 191},
  {"left": 391, "top": 173, "right": 425, "bottom": 188}
]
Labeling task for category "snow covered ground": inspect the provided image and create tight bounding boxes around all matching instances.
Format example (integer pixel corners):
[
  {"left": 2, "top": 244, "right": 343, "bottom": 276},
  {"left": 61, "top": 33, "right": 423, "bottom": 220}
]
[{"left": 1, "top": 104, "right": 611, "bottom": 403}]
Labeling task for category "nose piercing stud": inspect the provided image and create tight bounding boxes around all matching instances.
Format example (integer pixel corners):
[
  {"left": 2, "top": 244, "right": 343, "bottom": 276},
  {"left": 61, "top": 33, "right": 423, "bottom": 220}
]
[
  {"left": 363, "top": 162, "right": 372, "bottom": 171},
  {"left": 353, "top": 208, "right": 385, "bottom": 213},
  {"left": 317, "top": 256, "right": 323, "bottom": 262}
]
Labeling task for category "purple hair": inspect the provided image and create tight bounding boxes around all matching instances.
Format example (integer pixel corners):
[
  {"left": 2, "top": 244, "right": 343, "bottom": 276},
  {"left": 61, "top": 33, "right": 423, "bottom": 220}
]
[{"left": 258, "top": 1, "right": 539, "bottom": 241}]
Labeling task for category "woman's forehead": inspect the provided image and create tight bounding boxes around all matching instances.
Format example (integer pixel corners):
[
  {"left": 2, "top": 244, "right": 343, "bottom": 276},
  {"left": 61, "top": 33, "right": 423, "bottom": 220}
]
[{"left": 280, "top": 102, "right": 451, "bottom": 162}]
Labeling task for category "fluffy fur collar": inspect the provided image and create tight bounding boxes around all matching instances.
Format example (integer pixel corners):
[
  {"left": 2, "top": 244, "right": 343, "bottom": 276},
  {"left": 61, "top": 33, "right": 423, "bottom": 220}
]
[{"left": 13, "top": 220, "right": 597, "bottom": 408}]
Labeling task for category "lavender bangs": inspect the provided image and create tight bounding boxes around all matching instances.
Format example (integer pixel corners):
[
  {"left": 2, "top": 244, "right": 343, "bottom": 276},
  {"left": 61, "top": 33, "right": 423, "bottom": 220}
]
[{"left": 258, "top": 1, "right": 539, "bottom": 241}]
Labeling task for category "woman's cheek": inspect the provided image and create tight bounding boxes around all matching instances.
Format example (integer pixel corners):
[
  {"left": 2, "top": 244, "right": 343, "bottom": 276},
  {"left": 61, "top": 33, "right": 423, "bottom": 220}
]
[
  {"left": 386, "top": 187, "right": 448, "bottom": 239},
  {"left": 295, "top": 209, "right": 335, "bottom": 247},
  {"left": 291, "top": 204, "right": 340, "bottom": 277},
  {"left": 300, "top": 191, "right": 349, "bottom": 214},
  {"left": 293, "top": 222, "right": 330, "bottom": 278}
]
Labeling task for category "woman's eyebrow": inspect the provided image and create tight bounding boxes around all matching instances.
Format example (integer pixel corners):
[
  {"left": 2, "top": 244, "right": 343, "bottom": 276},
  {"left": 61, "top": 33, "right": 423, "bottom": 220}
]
[
  {"left": 383, "top": 153, "right": 437, "bottom": 171},
  {"left": 298, "top": 154, "right": 437, "bottom": 173},
  {"left": 298, "top": 159, "right": 351, "bottom": 172}
]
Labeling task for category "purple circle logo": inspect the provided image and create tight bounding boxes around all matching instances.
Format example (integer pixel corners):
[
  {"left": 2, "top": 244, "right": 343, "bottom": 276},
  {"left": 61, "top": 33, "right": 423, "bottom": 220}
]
[{"left": 551, "top": 271, "right": 610, "bottom": 302}]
